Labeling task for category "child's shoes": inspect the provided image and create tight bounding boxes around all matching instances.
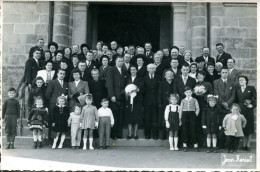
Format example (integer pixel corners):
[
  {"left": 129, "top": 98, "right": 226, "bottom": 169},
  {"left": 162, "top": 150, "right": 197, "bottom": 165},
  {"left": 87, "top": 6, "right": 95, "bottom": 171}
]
[
  {"left": 58, "top": 144, "right": 63, "bottom": 149},
  {"left": 83, "top": 145, "right": 87, "bottom": 150},
  {"left": 169, "top": 145, "right": 174, "bottom": 151},
  {"left": 174, "top": 146, "right": 179, "bottom": 151},
  {"left": 38, "top": 142, "right": 42, "bottom": 148},
  {"left": 89, "top": 146, "right": 94, "bottom": 150},
  {"left": 10, "top": 142, "right": 14, "bottom": 149}
]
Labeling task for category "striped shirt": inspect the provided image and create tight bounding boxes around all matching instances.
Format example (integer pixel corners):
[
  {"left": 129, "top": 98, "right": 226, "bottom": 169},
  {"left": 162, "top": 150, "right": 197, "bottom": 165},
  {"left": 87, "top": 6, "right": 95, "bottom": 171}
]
[{"left": 180, "top": 97, "right": 199, "bottom": 112}]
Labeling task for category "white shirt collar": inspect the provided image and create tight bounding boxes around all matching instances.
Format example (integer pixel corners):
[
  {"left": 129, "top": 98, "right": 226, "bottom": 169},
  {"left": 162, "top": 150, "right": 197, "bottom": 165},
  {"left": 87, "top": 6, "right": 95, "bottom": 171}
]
[
  {"left": 58, "top": 105, "right": 65, "bottom": 107},
  {"left": 229, "top": 68, "right": 234, "bottom": 73},
  {"left": 33, "top": 57, "right": 38, "bottom": 63},
  {"left": 185, "top": 97, "right": 192, "bottom": 101}
]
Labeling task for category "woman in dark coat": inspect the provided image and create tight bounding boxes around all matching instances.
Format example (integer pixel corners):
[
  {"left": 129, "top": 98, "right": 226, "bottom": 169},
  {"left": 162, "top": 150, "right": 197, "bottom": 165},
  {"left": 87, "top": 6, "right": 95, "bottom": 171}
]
[
  {"left": 205, "top": 62, "right": 219, "bottom": 85},
  {"left": 136, "top": 55, "right": 147, "bottom": 78},
  {"left": 235, "top": 75, "right": 256, "bottom": 151},
  {"left": 28, "top": 77, "right": 46, "bottom": 111},
  {"left": 194, "top": 70, "right": 214, "bottom": 147},
  {"left": 158, "top": 69, "right": 175, "bottom": 140},
  {"left": 99, "top": 55, "right": 112, "bottom": 81},
  {"left": 125, "top": 65, "right": 144, "bottom": 140}
]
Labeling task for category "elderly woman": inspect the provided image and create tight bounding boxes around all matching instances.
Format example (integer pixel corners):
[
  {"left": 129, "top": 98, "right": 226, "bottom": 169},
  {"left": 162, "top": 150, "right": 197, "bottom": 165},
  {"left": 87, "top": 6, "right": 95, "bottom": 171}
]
[
  {"left": 215, "top": 62, "right": 223, "bottom": 79},
  {"left": 136, "top": 55, "right": 147, "bottom": 78},
  {"left": 158, "top": 69, "right": 175, "bottom": 140},
  {"left": 183, "top": 50, "right": 194, "bottom": 66},
  {"left": 36, "top": 61, "right": 55, "bottom": 86},
  {"left": 154, "top": 53, "right": 166, "bottom": 77},
  {"left": 125, "top": 65, "right": 144, "bottom": 140},
  {"left": 234, "top": 75, "right": 256, "bottom": 151},
  {"left": 116, "top": 46, "right": 124, "bottom": 56},
  {"left": 68, "top": 69, "right": 90, "bottom": 111}
]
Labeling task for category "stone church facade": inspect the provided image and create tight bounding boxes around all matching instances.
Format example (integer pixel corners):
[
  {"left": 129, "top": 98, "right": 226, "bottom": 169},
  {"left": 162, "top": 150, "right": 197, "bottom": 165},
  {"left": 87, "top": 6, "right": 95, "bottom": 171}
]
[{"left": 2, "top": 1, "right": 257, "bottom": 99}]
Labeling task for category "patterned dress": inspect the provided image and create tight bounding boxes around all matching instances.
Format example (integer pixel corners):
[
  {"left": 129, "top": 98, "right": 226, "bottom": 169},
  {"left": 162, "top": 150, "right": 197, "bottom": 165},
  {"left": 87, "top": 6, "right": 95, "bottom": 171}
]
[{"left": 80, "top": 105, "right": 98, "bottom": 129}]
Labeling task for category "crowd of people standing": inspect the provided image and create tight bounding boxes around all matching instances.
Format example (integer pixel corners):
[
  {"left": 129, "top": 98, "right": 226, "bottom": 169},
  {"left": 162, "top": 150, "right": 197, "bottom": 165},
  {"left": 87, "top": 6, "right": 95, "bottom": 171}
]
[{"left": 3, "top": 39, "right": 256, "bottom": 153}]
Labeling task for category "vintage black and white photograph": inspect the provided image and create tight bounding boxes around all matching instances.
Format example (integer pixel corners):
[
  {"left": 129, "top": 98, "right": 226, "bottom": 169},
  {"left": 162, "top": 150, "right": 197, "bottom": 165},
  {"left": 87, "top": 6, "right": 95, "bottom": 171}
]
[{"left": 0, "top": 0, "right": 258, "bottom": 170}]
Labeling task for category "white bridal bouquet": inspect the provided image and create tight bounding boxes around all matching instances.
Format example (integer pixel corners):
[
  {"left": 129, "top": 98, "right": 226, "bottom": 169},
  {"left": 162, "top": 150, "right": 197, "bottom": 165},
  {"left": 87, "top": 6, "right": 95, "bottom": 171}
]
[
  {"left": 193, "top": 85, "right": 207, "bottom": 96},
  {"left": 125, "top": 84, "right": 139, "bottom": 111}
]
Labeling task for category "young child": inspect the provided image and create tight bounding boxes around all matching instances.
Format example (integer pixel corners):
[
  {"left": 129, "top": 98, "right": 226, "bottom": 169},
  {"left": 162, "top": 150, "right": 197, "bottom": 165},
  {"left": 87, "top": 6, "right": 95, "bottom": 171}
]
[
  {"left": 98, "top": 98, "right": 114, "bottom": 149},
  {"left": 3, "top": 87, "right": 20, "bottom": 149},
  {"left": 68, "top": 106, "right": 82, "bottom": 149},
  {"left": 180, "top": 86, "right": 200, "bottom": 152},
  {"left": 28, "top": 77, "right": 46, "bottom": 112},
  {"left": 223, "top": 103, "right": 247, "bottom": 153},
  {"left": 201, "top": 95, "right": 221, "bottom": 153},
  {"left": 52, "top": 95, "right": 70, "bottom": 149},
  {"left": 164, "top": 94, "right": 181, "bottom": 151},
  {"left": 28, "top": 96, "right": 48, "bottom": 148},
  {"left": 80, "top": 94, "right": 99, "bottom": 150}
]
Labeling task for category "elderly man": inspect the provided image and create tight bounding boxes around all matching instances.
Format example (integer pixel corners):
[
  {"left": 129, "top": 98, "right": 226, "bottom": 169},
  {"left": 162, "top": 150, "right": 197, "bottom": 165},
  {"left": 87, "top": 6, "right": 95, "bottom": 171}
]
[
  {"left": 144, "top": 42, "right": 155, "bottom": 60},
  {"left": 195, "top": 47, "right": 215, "bottom": 66},
  {"left": 143, "top": 63, "right": 161, "bottom": 140}
]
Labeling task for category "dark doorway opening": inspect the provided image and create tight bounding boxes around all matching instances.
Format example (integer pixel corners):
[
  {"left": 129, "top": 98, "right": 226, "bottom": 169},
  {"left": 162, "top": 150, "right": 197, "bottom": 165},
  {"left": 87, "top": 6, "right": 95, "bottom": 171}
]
[{"left": 88, "top": 4, "right": 172, "bottom": 51}]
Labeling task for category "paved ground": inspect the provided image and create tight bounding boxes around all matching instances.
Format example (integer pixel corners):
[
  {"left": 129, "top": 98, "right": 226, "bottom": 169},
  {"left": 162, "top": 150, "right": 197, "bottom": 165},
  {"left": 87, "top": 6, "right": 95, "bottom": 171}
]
[{"left": 1, "top": 143, "right": 256, "bottom": 170}]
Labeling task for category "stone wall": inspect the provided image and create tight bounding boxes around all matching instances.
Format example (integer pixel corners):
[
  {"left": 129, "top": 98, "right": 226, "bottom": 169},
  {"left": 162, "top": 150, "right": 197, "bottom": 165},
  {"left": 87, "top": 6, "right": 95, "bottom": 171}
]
[
  {"left": 2, "top": 1, "right": 50, "bottom": 100},
  {"left": 210, "top": 3, "right": 257, "bottom": 86}
]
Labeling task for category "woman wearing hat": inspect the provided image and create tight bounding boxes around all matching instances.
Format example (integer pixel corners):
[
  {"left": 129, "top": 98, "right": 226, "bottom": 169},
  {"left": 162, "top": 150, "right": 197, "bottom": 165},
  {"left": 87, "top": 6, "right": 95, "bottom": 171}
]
[
  {"left": 234, "top": 75, "right": 256, "bottom": 151},
  {"left": 48, "top": 42, "right": 58, "bottom": 60}
]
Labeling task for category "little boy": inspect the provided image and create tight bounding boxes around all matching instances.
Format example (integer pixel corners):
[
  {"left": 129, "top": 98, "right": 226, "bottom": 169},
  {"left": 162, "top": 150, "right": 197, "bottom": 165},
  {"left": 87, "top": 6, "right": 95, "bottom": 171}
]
[
  {"left": 68, "top": 106, "right": 82, "bottom": 149},
  {"left": 3, "top": 87, "right": 20, "bottom": 149},
  {"left": 98, "top": 98, "right": 114, "bottom": 149}
]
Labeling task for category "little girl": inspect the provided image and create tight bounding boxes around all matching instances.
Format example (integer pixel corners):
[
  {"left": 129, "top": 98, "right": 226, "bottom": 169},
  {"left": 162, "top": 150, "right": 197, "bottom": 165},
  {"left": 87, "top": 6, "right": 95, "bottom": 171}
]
[
  {"left": 28, "top": 96, "right": 48, "bottom": 148},
  {"left": 98, "top": 98, "right": 114, "bottom": 149},
  {"left": 68, "top": 106, "right": 82, "bottom": 149},
  {"left": 201, "top": 95, "right": 221, "bottom": 153},
  {"left": 80, "top": 94, "right": 99, "bottom": 150},
  {"left": 28, "top": 77, "right": 46, "bottom": 112},
  {"left": 52, "top": 95, "right": 70, "bottom": 149},
  {"left": 164, "top": 94, "right": 181, "bottom": 151},
  {"left": 223, "top": 103, "right": 247, "bottom": 153},
  {"left": 3, "top": 87, "right": 20, "bottom": 149},
  {"left": 180, "top": 86, "right": 200, "bottom": 152}
]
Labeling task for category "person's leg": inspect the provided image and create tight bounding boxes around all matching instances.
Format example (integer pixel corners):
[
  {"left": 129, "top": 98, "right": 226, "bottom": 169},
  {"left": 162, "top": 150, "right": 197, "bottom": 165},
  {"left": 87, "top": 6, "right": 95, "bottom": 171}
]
[
  {"left": 127, "top": 124, "right": 132, "bottom": 138},
  {"left": 37, "top": 129, "right": 43, "bottom": 148},
  {"left": 173, "top": 130, "right": 179, "bottom": 150},
  {"left": 169, "top": 130, "right": 174, "bottom": 150},
  {"left": 110, "top": 102, "right": 118, "bottom": 139},
  {"left": 152, "top": 106, "right": 158, "bottom": 139},
  {"left": 6, "top": 133, "right": 11, "bottom": 149},
  {"left": 76, "top": 128, "right": 82, "bottom": 147},
  {"left": 247, "top": 134, "right": 252, "bottom": 150},
  {"left": 206, "top": 133, "right": 211, "bottom": 152},
  {"left": 71, "top": 126, "right": 77, "bottom": 147},
  {"left": 134, "top": 124, "right": 138, "bottom": 138},
  {"left": 32, "top": 129, "right": 38, "bottom": 148},
  {"left": 144, "top": 106, "right": 151, "bottom": 139},
  {"left": 190, "top": 112, "right": 198, "bottom": 149},
  {"left": 83, "top": 129, "right": 88, "bottom": 150},
  {"left": 182, "top": 113, "right": 188, "bottom": 150},
  {"left": 89, "top": 129, "right": 94, "bottom": 150},
  {"left": 234, "top": 137, "right": 241, "bottom": 152},
  {"left": 212, "top": 133, "right": 218, "bottom": 152},
  {"left": 58, "top": 132, "right": 66, "bottom": 148},
  {"left": 118, "top": 101, "right": 124, "bottom": 138},
  {"left": 52, "top": 132, "right": 60, "bottom": 148},
  {"left": 99, "top": 118, "right": 105, "bottom": 147},
  {"left": 105, "top": 118, "right": 111, "bottom": 147}
]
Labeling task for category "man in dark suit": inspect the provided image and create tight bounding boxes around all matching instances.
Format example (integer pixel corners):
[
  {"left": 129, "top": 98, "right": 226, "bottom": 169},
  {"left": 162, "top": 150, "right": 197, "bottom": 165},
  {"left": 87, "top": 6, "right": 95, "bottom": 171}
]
[
  {"left": 143, "top": 64, "right": 161, "bottom": 140},
  {"left": 145, "top": 42, "right": 155, "bottom": 64},
  {"left": 173, "top": 63, "right": 196, "bottom": 100},
  {"left": 122, "top": 53, "right": 131, "bottom": 75},
  {"left": 106, "top": 55, "right": 127, "bottom": 139},
  {"left": 70, "top": 61, "right": 88, "bottom": 82},
  {"left": 227, "top": 58, "right": 242, "bottom": 86},
  {"left": 85, "top": 51, "right": 98, "bottom": 82},
  {"left": 28, "top": 39, "right": 44, "bottom": 60},
  {"left": 24, "top": 48, "right": 42, "bottom": 87},
  {"left": 45, "top": 69, "right": 69, "bottom": 142},
  {"left": 163, "top": 58, "right": 182, "bottom": 77},
  {"left": 170, "top": 46, "right": 185, "bottom": 69},
  {"left": 110, "top": 41, "right": 118, "bottom": 55},
  {"left": 195, "top": 47, "right": 215, "bottom": 67},
  {"left": 213, "top": 66, "right": 235, "bottom": 148},
  {"left": 216, "top": 43, "right": 232, "bottom": 67}
]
